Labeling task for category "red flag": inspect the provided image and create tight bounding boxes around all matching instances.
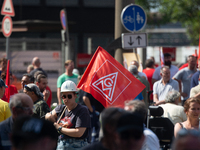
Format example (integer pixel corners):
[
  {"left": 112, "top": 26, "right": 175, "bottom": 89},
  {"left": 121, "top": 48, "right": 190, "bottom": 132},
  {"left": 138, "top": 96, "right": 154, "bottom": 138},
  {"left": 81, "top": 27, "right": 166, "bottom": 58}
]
[
  {"left": 5, "top": 60, "right": 10, "bottom": 102},
  {"left": 160, "top": 47, "right": 164, "bottom": 66},
  {"left": 198, "top": 34, "right": 200, "bottom": 61},
  {"left": 77, "top": 46, "right": 145, "bottom": 108}
]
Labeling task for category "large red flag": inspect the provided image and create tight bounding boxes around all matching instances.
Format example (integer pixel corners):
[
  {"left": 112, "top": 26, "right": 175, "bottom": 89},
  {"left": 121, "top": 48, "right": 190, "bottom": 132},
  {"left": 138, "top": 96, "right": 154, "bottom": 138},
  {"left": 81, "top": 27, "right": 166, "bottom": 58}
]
[
  {"left": 77, "top": 46, "right": 146, "bottom": 108},
  {"left": 5, "top": 60, "right": 10, "bottom": 102}
]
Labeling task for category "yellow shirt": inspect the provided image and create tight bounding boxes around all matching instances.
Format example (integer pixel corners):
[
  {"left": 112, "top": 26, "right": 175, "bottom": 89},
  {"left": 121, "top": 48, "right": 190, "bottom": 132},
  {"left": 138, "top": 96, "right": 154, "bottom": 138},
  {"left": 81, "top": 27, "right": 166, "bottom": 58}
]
[{"left": 0, "top": 99, "right": 11, "bottom": 122}]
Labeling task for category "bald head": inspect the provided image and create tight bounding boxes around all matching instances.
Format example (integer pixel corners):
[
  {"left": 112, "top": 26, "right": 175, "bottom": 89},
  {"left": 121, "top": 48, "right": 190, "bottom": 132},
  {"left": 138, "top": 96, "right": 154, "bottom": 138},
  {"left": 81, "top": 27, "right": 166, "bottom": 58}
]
[
  {"left": 130, "top": 60, "right": 139, "bottom": 68},
  {"left": 32, "top": 57, "right": 40, "bottom": 68},
  {"left": 9, "top": 93, "right": 33, "bottom": 119}
]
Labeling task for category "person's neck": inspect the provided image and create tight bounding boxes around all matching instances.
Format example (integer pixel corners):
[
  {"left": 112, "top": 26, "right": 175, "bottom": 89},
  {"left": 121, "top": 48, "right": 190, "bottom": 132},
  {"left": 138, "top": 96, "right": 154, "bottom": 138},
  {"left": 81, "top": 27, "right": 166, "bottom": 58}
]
[
  {"left": 165, "top": 64, "right": 171, "bottom": 68},
  {"left": 146, "top": 67, "right": 154, "bottom": 69},
  {"left": 67, "top": 102, "right": 77, "bottom": 111},
  {"left": 32, "top": 96, "right": 39, "bottom": 103},
  {"left": 186, "top": 118, "right": 199, "bottom": 128},
  {"left": 34, "top": 66, "right": 39, "bottom": 69},
  {"left": 188, "top": 66, "right": 196, "bottom": 71},
  {"left": 65, "top": 70, "right": 73, "bottom": 76},
  {"left": 162, "top": 79, "right": 169, "bottom": 85}
]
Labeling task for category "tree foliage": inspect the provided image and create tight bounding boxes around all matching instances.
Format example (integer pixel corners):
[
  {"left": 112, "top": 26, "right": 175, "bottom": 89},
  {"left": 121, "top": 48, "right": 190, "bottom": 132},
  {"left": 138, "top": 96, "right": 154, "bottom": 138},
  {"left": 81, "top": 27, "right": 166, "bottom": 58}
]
[{"left": 135, "top": 0, "right": 200, "bottom": 45}]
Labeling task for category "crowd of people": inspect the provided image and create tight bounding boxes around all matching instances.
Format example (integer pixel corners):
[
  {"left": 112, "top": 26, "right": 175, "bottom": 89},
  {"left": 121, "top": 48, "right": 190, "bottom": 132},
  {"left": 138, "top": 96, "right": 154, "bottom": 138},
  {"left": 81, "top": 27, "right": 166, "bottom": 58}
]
[{"left": 0, "top": 53, "right": 200, "bottom": 150}]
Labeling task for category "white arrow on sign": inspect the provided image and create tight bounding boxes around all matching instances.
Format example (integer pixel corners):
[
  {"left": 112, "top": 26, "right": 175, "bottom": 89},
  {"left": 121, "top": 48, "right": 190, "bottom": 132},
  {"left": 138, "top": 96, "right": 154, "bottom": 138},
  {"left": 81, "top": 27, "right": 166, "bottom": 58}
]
[
  {"left": 1, "top": 0, "right": 15, "bottom": 16},
  {"left": 121, "top": 33, "right": 147, "bottom": 49}
]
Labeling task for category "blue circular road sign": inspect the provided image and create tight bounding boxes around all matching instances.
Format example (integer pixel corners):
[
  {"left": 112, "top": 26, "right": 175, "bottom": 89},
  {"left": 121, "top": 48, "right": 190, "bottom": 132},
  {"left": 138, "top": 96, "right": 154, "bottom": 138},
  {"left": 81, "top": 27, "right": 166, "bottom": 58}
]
[{"left": 121, "top": 4, "right": 147, "bottom": 32}]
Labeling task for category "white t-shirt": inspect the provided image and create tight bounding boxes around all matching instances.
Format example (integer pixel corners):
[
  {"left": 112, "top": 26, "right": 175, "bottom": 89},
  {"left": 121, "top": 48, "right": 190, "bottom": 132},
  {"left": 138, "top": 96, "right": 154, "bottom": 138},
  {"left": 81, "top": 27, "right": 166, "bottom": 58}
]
[{"left": 141, "top": 127, "right": 160, "bottom": 150}]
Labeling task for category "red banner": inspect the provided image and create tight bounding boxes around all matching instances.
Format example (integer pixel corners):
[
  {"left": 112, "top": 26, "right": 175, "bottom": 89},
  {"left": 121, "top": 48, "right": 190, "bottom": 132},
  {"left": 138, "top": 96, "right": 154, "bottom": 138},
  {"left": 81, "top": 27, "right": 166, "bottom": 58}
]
[{"left": 77, "top": 46, "right": 145, "bottom": 108}]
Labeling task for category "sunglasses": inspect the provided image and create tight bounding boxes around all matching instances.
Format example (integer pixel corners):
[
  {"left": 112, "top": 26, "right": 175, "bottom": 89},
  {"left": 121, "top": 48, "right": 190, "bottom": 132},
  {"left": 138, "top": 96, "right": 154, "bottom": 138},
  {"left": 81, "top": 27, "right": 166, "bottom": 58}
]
[{"left": 61, "top": 94, "right": 72, "bottom": 99}]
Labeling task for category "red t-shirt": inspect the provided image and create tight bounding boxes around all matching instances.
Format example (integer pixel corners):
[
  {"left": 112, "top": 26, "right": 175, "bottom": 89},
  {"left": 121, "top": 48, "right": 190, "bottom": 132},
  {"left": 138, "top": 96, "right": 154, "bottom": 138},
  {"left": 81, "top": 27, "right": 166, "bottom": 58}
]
[
  {"left": 143, "top": 68, "right": 155, "bottom": 100},
  {"left": 2, "top": 85, "right": 18, "bottom": 102}
]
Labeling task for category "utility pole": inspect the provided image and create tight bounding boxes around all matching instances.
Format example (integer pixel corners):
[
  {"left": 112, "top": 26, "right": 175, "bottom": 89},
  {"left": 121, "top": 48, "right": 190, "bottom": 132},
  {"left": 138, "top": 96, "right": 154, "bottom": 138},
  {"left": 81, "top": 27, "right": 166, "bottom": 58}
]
[{"left": 115, "top": 0, "right": 133, "bottom": 65}]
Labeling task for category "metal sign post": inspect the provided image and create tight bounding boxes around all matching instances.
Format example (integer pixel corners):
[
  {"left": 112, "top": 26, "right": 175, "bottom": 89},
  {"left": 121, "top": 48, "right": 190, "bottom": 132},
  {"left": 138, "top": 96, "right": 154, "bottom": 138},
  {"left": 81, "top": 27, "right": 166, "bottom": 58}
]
[
  {"left": 121, "top": 4, "right": 147, "bottom": 68},
  {"left": 60, "top": 9, "right": 70, "bottom": 73}
]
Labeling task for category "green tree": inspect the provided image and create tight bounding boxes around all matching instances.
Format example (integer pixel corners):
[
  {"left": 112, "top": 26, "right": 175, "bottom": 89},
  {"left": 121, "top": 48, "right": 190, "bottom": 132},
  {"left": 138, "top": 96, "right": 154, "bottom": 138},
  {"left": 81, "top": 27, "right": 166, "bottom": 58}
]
[{"left": 135, "top": 0, "right": 200, "bottom": 45}]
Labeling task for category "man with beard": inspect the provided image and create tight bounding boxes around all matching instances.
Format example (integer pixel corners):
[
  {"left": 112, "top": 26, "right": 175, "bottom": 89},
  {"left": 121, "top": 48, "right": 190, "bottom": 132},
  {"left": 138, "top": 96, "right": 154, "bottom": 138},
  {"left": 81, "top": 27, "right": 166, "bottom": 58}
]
[
  {"left": 152, "top": 53, "right": 178, "bottom": 84},
  {"left": 173, "top": 55, "right": 197, "bottom": 105}
]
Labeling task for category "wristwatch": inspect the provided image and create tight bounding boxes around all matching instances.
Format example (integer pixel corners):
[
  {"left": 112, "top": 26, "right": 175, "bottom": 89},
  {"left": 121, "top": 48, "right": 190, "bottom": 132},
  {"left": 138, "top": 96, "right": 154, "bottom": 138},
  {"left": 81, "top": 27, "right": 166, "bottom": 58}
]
[{"left": 57, "top": 126, "right": 62, "bottom": 134}]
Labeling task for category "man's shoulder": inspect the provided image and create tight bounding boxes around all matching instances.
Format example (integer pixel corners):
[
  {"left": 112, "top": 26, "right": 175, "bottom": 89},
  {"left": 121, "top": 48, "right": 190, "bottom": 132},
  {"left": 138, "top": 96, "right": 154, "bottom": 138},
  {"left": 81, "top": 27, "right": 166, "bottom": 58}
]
[
  {"left": 144, "top": 128, "right": 158, "bottom": 137},
  {"left": 34, "top": 99, "right": 47, "bottom": 106},
  {"left": 58, "top": 73, "right": 66, "bottom": 78},
  {"left": 0, "top": 117, "right": 12, "bottom": 127},
  {"left": 72, "top": 73, "right": 79, "bottom": 77},
  {"left": 76, "top": 104, "right": 89, "bottom": 112},
  {"left": 0, "top": 99, "right": 8, "bottom": 105},
  {"left": 154, "top": 79, "right": 162, "bottom": 85},
  {"left": 192, "top": 70, "right": 200, "bottom": 77},
  {"left": 171, "top": 65, "right": 179, "bottom": 70},
  {"left": 154, "top": 66, "right": 161, "bottom": 71},
  {"left": 191, "top": 84, "right": 200, "bottom": 92},
  {"left": 58, "top": 73, "right": 78, "bottom": 79},
  {"left": 170, "top": 79, "right": 178, "bottom": 84}
]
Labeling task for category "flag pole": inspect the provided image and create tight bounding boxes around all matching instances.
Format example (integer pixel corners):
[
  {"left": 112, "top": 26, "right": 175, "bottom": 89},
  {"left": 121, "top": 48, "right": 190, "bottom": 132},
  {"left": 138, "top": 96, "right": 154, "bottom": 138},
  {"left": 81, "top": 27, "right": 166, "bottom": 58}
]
[{"left": 6, "top": 60, "right": 10, "bottom": 102}]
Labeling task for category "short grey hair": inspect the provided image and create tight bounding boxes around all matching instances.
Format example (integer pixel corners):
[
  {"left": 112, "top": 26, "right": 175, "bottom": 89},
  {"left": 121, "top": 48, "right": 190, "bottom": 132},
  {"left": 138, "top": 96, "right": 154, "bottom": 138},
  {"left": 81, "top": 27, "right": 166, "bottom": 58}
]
[
  {"left": 165, "top": 90, "right": 180, "bottom": 103},
  {"left": 160, "top": 66, "right": 170, "bottom": 74},
  {"left": 128, "top": 65, "right": 138, "bottom": 75},
  {"left": 9, "top": 94, "right": 23, "bottom": 113},
  {"left": 124, "top": 100, "right": 147, "bottom": 122}
]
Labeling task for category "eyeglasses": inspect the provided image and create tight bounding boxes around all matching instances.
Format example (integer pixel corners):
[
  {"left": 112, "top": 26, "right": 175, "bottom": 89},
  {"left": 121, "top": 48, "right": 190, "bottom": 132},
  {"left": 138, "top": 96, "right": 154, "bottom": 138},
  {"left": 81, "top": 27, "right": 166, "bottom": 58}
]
[
  {"left": 119, "top": 130, "right": 143, "bottom": 140},
  {"left": 61, "top": 94, "right": 72, "bottom": 99}
]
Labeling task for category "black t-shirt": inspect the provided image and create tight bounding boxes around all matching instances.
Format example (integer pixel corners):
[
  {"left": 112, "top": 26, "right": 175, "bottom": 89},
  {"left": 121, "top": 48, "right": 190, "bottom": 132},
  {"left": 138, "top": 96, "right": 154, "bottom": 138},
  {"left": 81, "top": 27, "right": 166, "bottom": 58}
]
[{"left": 55, "top": 104, "right": 91, "bottom": 139}]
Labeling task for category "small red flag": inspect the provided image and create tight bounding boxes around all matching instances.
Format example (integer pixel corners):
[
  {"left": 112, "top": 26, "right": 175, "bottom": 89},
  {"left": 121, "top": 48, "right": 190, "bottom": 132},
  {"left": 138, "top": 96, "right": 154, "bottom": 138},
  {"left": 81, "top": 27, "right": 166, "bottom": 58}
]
[
  {"left": 160, "top": 47, "right": 164, "bottom": 66},
  {"left": 77, "top": 46, "right": 145, "bottom": 108},
  {"left": 5, "top": 60, "right": 10, "bottom": 102},
  {"left": 198, "top": 34, "right": 200, "bottom": 61}
]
